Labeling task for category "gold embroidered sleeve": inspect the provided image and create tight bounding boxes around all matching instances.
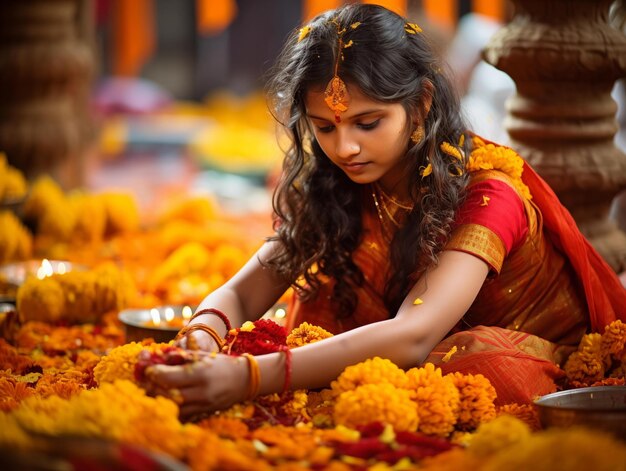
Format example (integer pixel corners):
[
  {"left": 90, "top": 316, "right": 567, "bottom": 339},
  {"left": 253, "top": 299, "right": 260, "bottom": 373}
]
[{"left": 445, "top": 223, "right": 506, "bottom": 273}]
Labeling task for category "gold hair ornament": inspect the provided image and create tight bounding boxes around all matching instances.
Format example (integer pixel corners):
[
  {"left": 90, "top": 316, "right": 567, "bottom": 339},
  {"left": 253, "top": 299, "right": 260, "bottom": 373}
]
[
  {"left": 405, "top": 22, "right": 422, "bottom": 34},
  {"left": 298, "top": 25, "right": 311, "bottom": 42},
  {"left": 324, "top": 20, "right": 361, "bottom": 123}
]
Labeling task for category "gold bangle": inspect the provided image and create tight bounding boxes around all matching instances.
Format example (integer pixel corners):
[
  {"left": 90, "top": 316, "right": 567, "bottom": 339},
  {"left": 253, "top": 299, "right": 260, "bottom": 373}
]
[
  {"left": 175, "top": 324, "right": 225, "bottom": 349},
  {"left": 242, "top": 353, "right": 260, "bottom": 401}
]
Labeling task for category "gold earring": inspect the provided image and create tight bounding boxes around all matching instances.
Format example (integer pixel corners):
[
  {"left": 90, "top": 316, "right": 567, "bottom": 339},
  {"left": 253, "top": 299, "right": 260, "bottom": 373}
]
[{"left": 411, "top": 125, "right": 424, "bottom": 144}]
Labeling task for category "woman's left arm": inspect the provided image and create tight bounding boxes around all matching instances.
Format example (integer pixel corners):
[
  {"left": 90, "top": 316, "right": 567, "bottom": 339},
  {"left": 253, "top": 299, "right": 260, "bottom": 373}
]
[{"left": 147, "top": 250, "right": 489, "bottom": 419}]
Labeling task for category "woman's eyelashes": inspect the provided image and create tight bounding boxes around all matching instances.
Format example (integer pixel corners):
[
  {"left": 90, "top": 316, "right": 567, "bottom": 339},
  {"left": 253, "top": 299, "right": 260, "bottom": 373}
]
[{"left": 315, "top": 119, "right": 381, "bottom": 133}]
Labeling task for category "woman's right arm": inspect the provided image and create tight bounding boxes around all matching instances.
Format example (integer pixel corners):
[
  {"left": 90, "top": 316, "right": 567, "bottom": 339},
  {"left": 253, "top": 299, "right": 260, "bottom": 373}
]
[{"left": 181, "top": 241, "right": 291, "bottom": 350}]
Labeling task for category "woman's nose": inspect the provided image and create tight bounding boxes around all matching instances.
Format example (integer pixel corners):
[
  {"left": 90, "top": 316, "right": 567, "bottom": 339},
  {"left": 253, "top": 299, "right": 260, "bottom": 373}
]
[{"left": 335, "top": 133, "right": 360, "bottom": 159}]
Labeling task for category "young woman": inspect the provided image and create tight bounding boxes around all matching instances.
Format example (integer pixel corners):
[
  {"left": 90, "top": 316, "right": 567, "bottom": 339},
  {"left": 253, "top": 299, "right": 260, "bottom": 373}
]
[{"left": 145, "top": 4, "right": 626, "bottom": 420}]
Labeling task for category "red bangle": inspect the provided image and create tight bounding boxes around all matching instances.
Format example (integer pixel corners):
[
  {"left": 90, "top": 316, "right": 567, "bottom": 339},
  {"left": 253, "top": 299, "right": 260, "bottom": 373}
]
[
  {"left": 189, "top": 308, "right": 232, "bottom": 331},
  {"left": 280, "top": 346, "right": 292, "bottom": 395}
]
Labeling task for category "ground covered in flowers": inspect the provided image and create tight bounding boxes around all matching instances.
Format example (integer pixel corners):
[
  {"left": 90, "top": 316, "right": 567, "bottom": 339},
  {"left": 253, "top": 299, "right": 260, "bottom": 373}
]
[{"left": 1, "top": 158, "right": 626, "bottom": 470}]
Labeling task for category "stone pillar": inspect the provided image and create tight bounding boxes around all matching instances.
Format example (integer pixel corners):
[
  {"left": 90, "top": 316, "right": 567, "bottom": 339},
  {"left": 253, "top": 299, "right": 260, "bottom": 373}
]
[
  {"left": 0, "top": 0, "right": 95, "bottom": 189},
  {"left": 483, "top": 0, "right": 626, "bottom": 271}
]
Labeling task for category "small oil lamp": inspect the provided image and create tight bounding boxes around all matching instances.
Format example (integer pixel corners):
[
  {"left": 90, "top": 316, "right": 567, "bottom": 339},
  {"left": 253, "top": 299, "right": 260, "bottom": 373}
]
[{"left": 118, "top": 305, "right": 194, "bottom": 343}]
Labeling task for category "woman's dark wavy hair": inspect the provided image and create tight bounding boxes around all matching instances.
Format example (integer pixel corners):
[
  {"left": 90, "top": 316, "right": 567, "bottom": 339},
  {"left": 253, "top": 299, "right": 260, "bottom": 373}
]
[{"left": 263, "top": 3, "right": 471, "bottom": 317}]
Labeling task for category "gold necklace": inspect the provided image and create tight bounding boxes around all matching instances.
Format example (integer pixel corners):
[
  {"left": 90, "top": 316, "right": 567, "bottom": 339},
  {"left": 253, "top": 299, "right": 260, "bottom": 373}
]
[
  {"left": 371, "top": 185, "right": 394, "bottom": 239},
  {"left": 374, "top": 183, "right": 413, "bottom": 211}
]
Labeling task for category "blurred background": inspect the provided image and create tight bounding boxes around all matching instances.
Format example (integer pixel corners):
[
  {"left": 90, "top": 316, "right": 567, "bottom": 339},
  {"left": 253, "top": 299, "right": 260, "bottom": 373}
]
[
  {"left": 0, "top": 0, "right": 515, "bottom": 206},
  {"left": 1, "top": 0, "right": 625, "bottom": 300}
]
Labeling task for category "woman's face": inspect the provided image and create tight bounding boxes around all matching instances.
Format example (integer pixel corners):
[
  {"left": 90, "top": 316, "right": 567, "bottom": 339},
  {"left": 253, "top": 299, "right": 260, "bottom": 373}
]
[{"left": 305, "top": 84, "right": 413, "bottom": 195}]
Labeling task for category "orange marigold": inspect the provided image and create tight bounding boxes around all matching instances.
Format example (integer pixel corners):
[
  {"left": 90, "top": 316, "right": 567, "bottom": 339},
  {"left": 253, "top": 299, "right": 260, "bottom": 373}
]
[
  {"left": 331, "top": 357, "right": 408, "bottom": 395},
  {"left": 197, "top": 415, "right": 250, "bottom": 440},
  {"left": 448, "top": 371, "right": 497, "bottom": 431},
  {"left": 287, "top": 322, "right": 333, "bottom": 348},
  {"left": 600, "top": 320, "right": 626, "bottom": 360},
  {"left": 405, "top": 363, "right": 460, "bottom": 437},
  {"left": 564, "top": 332, "right": 605, "bottom": 385},
  {"left": 497, "top": 403, "right": 541, "bottom": 431},
  {"left": 333, "top": 383, "right": 419, "bottom": 432}
]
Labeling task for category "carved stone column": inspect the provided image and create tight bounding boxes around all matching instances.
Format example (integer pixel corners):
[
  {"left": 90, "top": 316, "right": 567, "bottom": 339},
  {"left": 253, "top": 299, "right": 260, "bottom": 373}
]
[
  {"left": 483, "top": 0, "right": 626, "bottom": 271},
  {"left": 0, "top": 0, "right": 95, "bottom": 189}
]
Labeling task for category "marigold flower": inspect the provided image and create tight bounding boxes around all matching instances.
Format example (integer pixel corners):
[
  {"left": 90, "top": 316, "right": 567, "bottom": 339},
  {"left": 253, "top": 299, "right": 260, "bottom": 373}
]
[
  {"left": 564, "top": 332, "right": 605, "bottom": 385},
  {"left": 0, "top": 377, "right": 35, "bottom": 412},
  {"left": 0, "top": 153, "right": 27, "bottom": 201},
  {"left": 101, "top": 192, "right": 140, "bottom": 235},
  {"left": 331, "top": 357, "right": 408, "bottom": 395},
  {"left": 0, "top": 211, "right": 32, "bottom": 263},
  {"left": 600, "top": 320, "right": 626, "bottom": 360},
  {"left": 448, "top": 371, "right": 497, "bottom": 431},
  {"left": 468, "top": 414, "right": 532, "bottom": 457},
  {"left": 480, "top": 426, "right": 626, "bottom": 471},
  {"left": 287, "top": 322, "right": 333, "bottom": 348},
  {"left": 94, "top": 341, "right": 156, "bottom": 385},
  {"left": 333, "top": 383, "right": 419, "bottom": 432},
  {"left": 418, "top": 447, "right": 485, "bottom": 471},
  {"left": 69, "top": 192, "right": 107, "bottom": 243},
  {"left": 468, "top": 136, "right": 531, "bottom": 200},
  {"left": 197, "top": 415, "right": 250, "bottom": 440},
  {"left": 497, "top": 403, "right": 541, "bottom": 431},
  {"left": 405, "top": 363, "right": 460, "bottom": 437}
]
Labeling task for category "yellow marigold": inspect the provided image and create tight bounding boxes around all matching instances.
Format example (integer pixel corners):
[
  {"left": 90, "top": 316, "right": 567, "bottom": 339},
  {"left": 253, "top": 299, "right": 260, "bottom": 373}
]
[
  {"left": 468, "top": 414, "right": 532, "bottom": 457},
  {"left": 468, "top": 136, "right": 531, "bottom": 200},
  {"left": 68, "top": 192, "right": 107, "bottom": 243},
  {"left": 331, "top": 357, "right": 408, "bottom": 394},
  {"left": 94, "top": 341, "right": 155, "bottom": 385},
  {"left": 497, "top": 403, "right": 541, "bottom": 431},
  {"left": 100, "top": 192, "right": 140, "bottom": 235},
  {"left": 0, "top": 413, "right": 32, "bottom": 450},
  {"left": 333, "top": 383, "right": 419, "bottom": 432},
  {"left": 0, "top": 211, "right": 32, "bottom": 263},
  {"left": 147, "top": 241, "right": 211, "bottom": 291},
  {"left": 17, "top": 262, "right": 136, "bottom": 324},
  {"left": 449, "top": 371, "right": 497, "bottom": 431},
  {"left": 22, "top": 175, "right": 65, "bottom": 221},
  {"left": 481, "top": 426, "right": 626, "bottom": 471},
  {"left": 405, "top": 363, "right": 460, "bottom": 437},
  {"left": 16, "top": 276, "right": 65, "bottom": 323},
  {"left": 0, "top": 153, "right": 28, "bottom": 201},
  {"left": 287, "top": 322, "right": 333, "bottom": 348},
  {"left": 157, "top": 195, "right": 219, "bottom": 226},
  {"left": 10, "top": 380, "right": 189, "bottom": 459},
  {"left": 283, "top": 389, "right": 309, "bottom": 418}
]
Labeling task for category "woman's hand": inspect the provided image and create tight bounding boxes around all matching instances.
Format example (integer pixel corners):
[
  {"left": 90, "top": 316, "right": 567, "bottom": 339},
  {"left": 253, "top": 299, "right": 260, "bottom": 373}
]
[
  {"left": 144, "top": 353, "right": 249, "bottom": 421},
  {"left": 175, "top": 330, "right": 221, "bottom": 353}
]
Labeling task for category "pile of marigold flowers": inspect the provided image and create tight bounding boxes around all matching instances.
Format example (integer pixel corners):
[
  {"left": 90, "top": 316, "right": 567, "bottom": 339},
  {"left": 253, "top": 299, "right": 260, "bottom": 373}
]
[{"left": 1, "top": 315, "right": 624, "bottom": 470}]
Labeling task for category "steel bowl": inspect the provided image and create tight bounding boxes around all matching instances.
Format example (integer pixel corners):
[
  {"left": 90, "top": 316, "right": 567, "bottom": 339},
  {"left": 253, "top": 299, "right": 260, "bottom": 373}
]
[
  {"left": 118, "top": 306, "right": 191, "bottom": 344},
  {"left": 534, "top": 386, "right": 626, "bottom": 440}
]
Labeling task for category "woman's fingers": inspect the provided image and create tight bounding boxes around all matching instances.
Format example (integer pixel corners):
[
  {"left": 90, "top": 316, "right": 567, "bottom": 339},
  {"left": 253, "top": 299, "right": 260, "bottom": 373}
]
[{"left": 147, "top": 360, "right": 210, "bottom": 388}]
